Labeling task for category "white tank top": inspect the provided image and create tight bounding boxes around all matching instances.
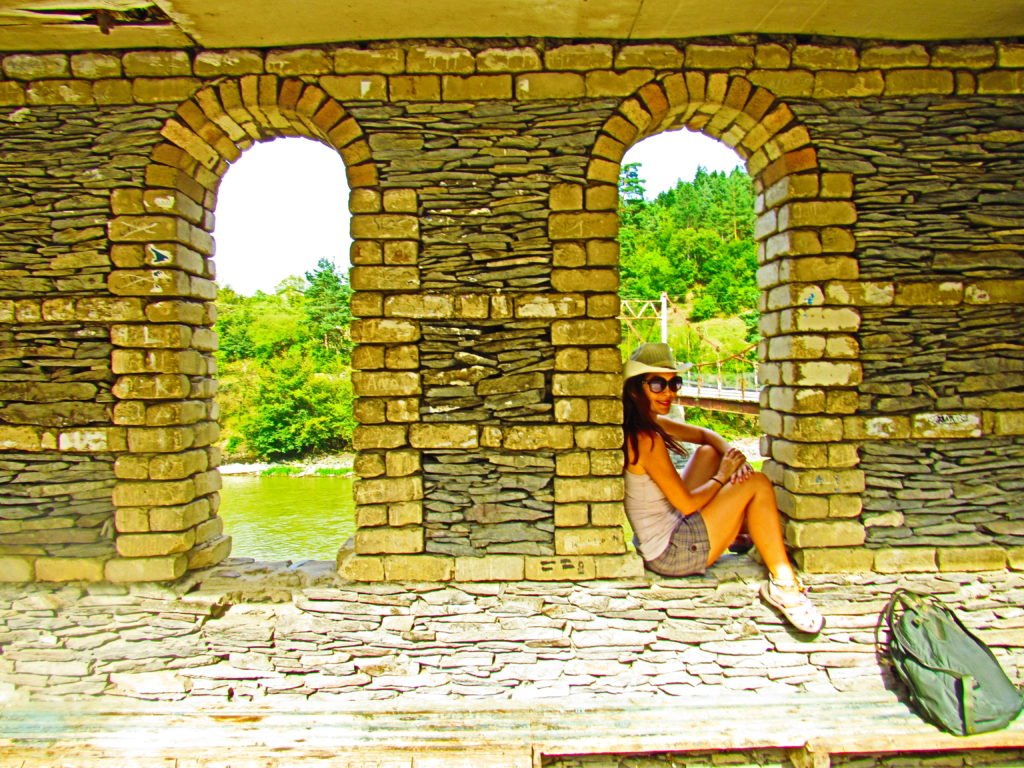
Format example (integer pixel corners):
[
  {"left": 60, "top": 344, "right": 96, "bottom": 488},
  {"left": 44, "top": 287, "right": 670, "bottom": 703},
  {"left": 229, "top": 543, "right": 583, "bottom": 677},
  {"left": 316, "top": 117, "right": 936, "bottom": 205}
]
[{"left": 624, "top": 469, "right": 683, "bottom": 561}]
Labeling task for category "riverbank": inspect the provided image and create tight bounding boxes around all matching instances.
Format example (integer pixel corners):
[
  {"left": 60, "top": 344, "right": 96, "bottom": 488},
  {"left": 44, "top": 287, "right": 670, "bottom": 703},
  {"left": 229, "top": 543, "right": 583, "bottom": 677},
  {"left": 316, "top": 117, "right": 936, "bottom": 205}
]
[
  {"left": 219, "top": 453, "right": 355, "bottom": 476},
  {"left": 218, "top": 439, "right": 764, "bottom": 477}
]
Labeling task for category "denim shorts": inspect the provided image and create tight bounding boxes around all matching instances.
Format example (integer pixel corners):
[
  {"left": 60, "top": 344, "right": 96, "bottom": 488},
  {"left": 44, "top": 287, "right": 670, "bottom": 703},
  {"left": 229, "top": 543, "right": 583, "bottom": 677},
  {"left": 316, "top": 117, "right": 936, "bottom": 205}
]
[{"left": 644, "top": 512, "right": 710, "bottom": 577}]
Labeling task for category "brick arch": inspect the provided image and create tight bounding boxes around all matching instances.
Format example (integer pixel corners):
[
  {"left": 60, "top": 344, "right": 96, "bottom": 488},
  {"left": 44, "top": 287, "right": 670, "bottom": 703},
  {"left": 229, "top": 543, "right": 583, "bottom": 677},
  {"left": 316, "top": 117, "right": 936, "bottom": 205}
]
[
  {"left": 103, "top": 76, "right": 379, "bottom": 582},
  {"left": 593, "top": 73, "right": 865, "bottom": 573}
]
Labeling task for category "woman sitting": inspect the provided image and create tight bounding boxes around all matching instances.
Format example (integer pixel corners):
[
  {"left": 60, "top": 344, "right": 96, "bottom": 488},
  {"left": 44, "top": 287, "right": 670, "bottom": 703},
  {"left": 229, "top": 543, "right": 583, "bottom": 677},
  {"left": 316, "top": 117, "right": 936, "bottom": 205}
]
[{"left": 622, "top": 342, "right": 824, "bottom": 634}]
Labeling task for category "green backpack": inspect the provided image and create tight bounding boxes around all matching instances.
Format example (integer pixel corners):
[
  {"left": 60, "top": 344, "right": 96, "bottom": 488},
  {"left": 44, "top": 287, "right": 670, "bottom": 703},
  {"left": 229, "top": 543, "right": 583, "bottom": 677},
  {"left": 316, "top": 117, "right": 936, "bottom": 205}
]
[{"left": 881, "top": 589, "right": 1024, "bottom": 736}]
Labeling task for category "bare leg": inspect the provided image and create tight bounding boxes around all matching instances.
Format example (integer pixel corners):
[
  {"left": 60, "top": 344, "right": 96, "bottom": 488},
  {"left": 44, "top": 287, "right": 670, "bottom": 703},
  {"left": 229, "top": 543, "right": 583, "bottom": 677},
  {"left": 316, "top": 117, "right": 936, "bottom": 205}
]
[
  {"left": 698, "top": 472, "right": 797, "bottom": 584},
  {"left": 681, "top": 445, "right": 755, "bottom": 557}
]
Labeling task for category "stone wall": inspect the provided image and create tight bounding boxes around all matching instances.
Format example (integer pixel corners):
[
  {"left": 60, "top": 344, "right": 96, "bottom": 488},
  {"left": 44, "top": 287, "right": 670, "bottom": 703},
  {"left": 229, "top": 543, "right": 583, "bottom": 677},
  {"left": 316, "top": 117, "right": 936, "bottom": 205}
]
[{"left": 0, "top": 39, "right": 1023, "bottom": 583}]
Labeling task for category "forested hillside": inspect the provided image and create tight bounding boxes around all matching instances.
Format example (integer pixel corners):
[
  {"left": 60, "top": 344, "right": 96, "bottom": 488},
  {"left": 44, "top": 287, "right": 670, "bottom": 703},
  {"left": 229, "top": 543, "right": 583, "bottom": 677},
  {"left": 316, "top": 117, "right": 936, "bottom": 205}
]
[
  {"left": 215, "top": 258, "right": 355, "bottom": 461},
  {"left": 214, "top": 165, "right": 762, "bottom": 460},
  {"left": 618, "top": 162, "right": 758, "bottom": 321}
]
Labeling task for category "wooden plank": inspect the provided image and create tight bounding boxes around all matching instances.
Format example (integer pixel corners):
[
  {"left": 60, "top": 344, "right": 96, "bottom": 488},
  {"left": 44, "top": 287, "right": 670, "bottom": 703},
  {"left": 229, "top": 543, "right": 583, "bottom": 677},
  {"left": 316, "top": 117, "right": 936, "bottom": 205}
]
[{"left": 2, "top": 694, "right": 1022, "bottom": 766}]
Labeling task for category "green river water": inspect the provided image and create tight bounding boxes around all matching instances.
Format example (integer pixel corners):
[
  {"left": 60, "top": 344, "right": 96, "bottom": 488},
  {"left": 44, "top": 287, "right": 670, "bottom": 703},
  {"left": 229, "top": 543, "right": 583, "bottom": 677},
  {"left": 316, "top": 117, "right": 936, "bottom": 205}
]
[{"left": 218, "top": 474, "right": 356, "bottom": 561}]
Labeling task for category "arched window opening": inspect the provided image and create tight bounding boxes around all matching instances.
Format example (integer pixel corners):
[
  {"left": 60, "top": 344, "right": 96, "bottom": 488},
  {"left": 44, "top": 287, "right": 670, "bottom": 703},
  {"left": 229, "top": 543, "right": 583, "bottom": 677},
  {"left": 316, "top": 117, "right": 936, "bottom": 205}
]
[
  {"left": 618, "top": 130, "right": 762, "bottom": 460},
  {"left": 211, "top": 137, "right": 356, "bottom": 562}
]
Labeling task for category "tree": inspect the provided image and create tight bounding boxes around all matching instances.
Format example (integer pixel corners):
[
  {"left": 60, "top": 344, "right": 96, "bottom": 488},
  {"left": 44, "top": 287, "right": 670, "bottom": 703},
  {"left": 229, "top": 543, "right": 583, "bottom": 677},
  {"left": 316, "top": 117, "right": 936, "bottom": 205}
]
[
  {"left": 238, "top": 352, "right": 355, "bottom": 460},
  {"left": 617, "top": 163, "right": 758, "bottom": 323},
  {"left": 303, "top": 257, "right": 353, "bottom": 366}
]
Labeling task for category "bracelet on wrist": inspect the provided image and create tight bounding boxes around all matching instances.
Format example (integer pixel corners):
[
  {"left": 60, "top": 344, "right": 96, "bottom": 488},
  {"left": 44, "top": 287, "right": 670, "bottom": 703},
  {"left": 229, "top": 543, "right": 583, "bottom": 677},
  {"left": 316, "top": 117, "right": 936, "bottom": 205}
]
[{"left": 710, "top": 477, "right": 724, "bottom": 486}]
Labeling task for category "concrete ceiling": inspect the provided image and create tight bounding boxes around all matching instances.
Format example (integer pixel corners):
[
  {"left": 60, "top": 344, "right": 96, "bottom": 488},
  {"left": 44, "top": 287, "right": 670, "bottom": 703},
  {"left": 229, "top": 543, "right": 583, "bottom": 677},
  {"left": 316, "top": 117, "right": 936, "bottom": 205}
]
[{"left": 1, "top": 0, "right": 1022, "bottom": 52}]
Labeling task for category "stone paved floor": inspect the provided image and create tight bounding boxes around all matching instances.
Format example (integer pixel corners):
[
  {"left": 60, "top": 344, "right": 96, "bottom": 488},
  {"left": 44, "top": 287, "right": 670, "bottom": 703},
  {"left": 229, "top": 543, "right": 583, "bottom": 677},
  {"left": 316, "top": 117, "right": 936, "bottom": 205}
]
[{"left": 3, "top": 555, "right": 1022, "bottom": 708}]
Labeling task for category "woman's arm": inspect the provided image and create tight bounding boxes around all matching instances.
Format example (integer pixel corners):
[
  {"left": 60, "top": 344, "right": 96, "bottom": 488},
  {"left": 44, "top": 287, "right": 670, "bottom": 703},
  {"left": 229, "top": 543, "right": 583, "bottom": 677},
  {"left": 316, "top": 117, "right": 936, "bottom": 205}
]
[
  {"left": 635, "top": 431, "right": 729, "bottom": 515},
  {"left": 656, "top": 416, "right": 755, "bottom": 483}
]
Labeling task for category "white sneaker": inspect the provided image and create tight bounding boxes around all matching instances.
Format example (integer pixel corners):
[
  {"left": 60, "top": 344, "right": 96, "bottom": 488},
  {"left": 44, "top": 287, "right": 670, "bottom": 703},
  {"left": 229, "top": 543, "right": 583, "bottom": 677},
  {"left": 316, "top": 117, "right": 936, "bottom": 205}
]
[{"left": 760, "top": 577, "right": 825, "bottom": 635}]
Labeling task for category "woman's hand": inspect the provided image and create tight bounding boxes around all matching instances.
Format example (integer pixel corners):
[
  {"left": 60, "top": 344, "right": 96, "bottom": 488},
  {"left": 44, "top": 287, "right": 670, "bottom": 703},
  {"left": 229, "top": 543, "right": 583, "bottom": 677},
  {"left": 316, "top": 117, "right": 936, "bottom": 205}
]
[{"left": 717, "top": 447, "right": 748, "bottom": 483}]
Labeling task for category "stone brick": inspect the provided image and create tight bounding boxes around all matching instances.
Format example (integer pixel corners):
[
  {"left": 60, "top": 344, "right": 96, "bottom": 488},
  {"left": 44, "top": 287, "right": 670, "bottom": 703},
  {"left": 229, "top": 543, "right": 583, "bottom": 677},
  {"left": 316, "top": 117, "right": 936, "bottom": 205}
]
[
  {"left": 58, "top": 428, "right": 127, "bottom": 453},
  {"left": 356, "top": 527, "right": 424, "bottom": 555},
  {"left": 747, "top": 70, "right": 814, "bottom": 98},
  {"left": 384, "top": 554, "right": 453, "bottom": 581},
  {"left": 884, "top": 69, "right": 955, "bottom": 95},
  {"left": 843, "top": 415, "right": 911, "bottom": 441},
  {"left": 894, "top": 281, "right": 963, "bottom": 306},
  {"left": 782, "top": 468, "right": 865, "bottom": 495},
  {"left": 555, "top": 503, "right": 589, "bottom": 527},
  {"left": 4, "top": 53, "right": 70, "bottom": 79},
  {"left": 937, "top": 546, "right": 1007, "bottom": 572},
  {"left": 455, "top": 555, "right": 525, "bottom": 581},
  {"left": 556, "top": 527, "right": 624, "bottom": 555},
  {"left": 873, "top": 548, "right": 938, "bottom": 573},
  {"left": 476, "top": 47, "right": 541, "bottom": 72},
  {"left": 113, "top": 478, "right": 196, "bottom": 508},
  {"left": 320, "top": 74, "right": 387, "bottom": 101},
  {"left": 407, "top": 46, "right": 474, "bottom": 73},
  {"left": 768, "top": 386, "right": 826, "bottom": 414},
  {"left": 554, "top": 477, "right": 623, "bottom": 504},
  {"left": 549, "top": 212, "right": 619, "bottom": 240},
  {"left": 350, "top": 215, "right": 419, "bottom": 241},
  {"left": 150, "top": 499, "right": 211, "bottom": 532},
  {"left": 194, "top": 50, "right": 264, "bottom": 76},
  {"left": 813, "top": 71, "right": 885, "bottom": 98},
  {"left": 442, "top": 75, "right": 512, "bottom": 100},
  {"left": 965, "top": 280, "right": 1024, "bottom": 305},
  {"left": 783, "top": 415, "right": 844, "bottom": 443},
  {"left": 685, "top": 44, "right": 755, "bottom": 69},
  {"left": 615, "top": 45, "right": 682, "bottom": 69},
  {"left": 334, "top": 47, "right": 404, "bottom": 73},
  {"left": 71, "top": 52, "right": 122, "bottom": 79},
  {"left": 550, "top": 318, "right": 619, "bottom": 345},
  {"left": 0, "top": 81, "right": 25, "bottom": 105},
  {"left": 106, "top": 554, "right": 188, "bottom": 582},
  {"left": 795, "top": 547, "right": 875, "bottom": 573},
  {"left": 132, "top": 78, "right": 201, "bottom": 103},
  {"left": 861, "top": 45, "right": 930, "bottom": 68},
  {"left": 388, "top": 75, "right": 441, "bottom": 101},
  {"left": 124, "top": 51, "right": 191, "bottom": 77},
  {"left": 353, "top": 425, "right": 408, "bottom": 450},
  {"left": 785, "top": 520, "right": 865, "bottom": 548},
  {"left": 354, "top": 476, "right": 423, "bottom": 505},
  {"left": 337, "top": 551, "right": 385, "bottom": 581},
  {"left": 546, "top": 44, "right": 613, "bottom": 71},
  {"left": 932, "top": 44, "right": 996, "bottom": 69},
  {"left": 266, "top": 48, "right": 332, "bottom": 74},
  {"left": 585, "top": 70, "right": 655, "bottom": 97},
  {"left": 117, "top": 530, "right": 195, "bottom": 558},
  {"left": 26, "top": 80, "right": 93, "bottom": 105},
  {"left": 409, "top": 424, "right": 478, "bottom": 449},
  {"left": 351, "top": 370, "right": 421, "bottom": 397},
  {"left": 780, "top": 307, "right": 861, "bottom": 333},
  {"left": 515, "top": 73, "right": 585, "bottom": 99},
  {"left": 503, "top": 425, "right": 573, "bottom": 451},
  {"left": 383, "top": 294, "right": 453, "bottom": 319},
  {"left": 911, "top": 412, "right": 982, "bottom": 439},
  {"left": 782, "top": 361, "right": 862, "bottom": 387},
  {"left": 552, "top": 373, "right": 620, "bottom": 398},
  {"left": 779, "top": 201, "right": 856, "bottom": 229},
  {"left": 525, "top": 555, "right": 595, "bottom": 581},
  {"left": 0, "top": 556, "right": 33, "bottom": 582},
  {"left": 792, "top": 45, "right": 858, "bottom": 71},
  {"left": 35, "top": 557, "right": 105, "bottom": 582},
  {"left": 550, "top": 268, "right": 618, "bottom": 294}
]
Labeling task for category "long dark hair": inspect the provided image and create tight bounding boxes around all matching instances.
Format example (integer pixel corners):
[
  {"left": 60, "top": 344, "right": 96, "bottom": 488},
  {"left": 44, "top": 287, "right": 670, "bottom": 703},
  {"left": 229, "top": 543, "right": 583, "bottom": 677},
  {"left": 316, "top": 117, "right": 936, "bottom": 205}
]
[{"left": 622, "top": 375, "right": 688, "bottom": 466}]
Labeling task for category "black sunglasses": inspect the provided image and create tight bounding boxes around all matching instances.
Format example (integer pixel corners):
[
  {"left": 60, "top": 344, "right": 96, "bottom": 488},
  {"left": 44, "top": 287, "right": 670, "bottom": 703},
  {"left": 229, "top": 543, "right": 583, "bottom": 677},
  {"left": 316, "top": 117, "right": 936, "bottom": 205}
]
[{"left": 644, "top": 375, "right": 683, "bottom": 394}]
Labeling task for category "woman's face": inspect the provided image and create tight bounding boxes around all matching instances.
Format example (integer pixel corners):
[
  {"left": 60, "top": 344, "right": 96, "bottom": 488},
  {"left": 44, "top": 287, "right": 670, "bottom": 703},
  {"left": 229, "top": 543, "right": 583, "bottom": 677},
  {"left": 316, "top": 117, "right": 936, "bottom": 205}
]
[{"left": 642, "top": 373, "right": 676, "bottom": 417}]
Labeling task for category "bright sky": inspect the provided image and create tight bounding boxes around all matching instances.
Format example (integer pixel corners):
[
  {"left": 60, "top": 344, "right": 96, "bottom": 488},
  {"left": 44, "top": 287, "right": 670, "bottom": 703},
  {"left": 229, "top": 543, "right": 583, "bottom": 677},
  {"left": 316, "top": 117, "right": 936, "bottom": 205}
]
[{"left": 212, "top": 129, "right": 743, "bottom": 296}]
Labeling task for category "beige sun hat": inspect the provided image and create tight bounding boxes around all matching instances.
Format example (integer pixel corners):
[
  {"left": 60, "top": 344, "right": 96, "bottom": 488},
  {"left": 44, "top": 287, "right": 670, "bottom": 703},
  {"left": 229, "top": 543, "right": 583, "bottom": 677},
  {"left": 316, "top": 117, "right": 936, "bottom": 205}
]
[{"left": 623, "top": 342, "right": 692, "bottom": 380}]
